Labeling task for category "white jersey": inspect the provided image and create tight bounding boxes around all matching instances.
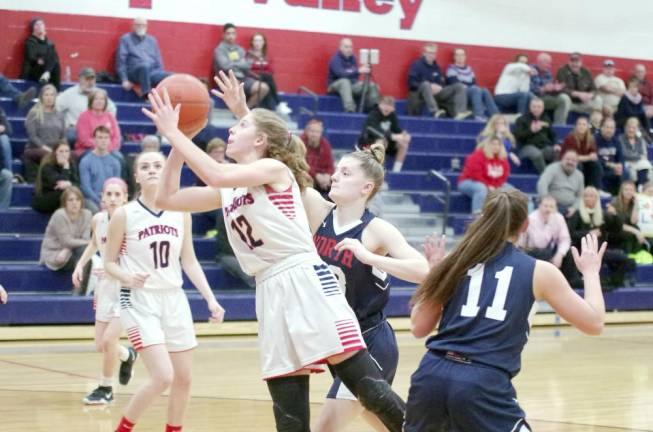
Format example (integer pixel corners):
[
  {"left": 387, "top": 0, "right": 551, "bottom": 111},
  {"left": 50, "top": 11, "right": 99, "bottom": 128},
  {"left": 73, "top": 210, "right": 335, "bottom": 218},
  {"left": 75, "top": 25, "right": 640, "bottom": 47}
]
[
  {"left": 119, "top": 200, "right": 185, "bottom": 290},
  {"left": 219, "top": 176, "right": 315, "bottom": 276}
]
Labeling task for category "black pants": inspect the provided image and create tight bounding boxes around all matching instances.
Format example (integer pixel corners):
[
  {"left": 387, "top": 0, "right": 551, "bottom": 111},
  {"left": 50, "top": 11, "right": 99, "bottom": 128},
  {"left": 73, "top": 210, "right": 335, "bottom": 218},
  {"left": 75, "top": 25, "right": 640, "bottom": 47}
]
[
  {"left": 580, "top": 160, "right": 603, "bottom": 189},
  {"left": 257, "top": 73, "right": 280, "bottom": 110}
]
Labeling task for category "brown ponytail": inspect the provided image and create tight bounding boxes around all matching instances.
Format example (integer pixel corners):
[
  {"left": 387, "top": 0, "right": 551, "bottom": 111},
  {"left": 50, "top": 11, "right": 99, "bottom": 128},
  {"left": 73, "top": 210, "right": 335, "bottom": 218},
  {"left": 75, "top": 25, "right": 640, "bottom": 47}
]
[
  {"left": 412, "top": 188, "right": 528, "bottom": 308},
  {"left": 250, "top": 108, "right": 313, "bottom": 191},
  {"left": 344, "top": 142, "right": 386, "bottom": 201}
]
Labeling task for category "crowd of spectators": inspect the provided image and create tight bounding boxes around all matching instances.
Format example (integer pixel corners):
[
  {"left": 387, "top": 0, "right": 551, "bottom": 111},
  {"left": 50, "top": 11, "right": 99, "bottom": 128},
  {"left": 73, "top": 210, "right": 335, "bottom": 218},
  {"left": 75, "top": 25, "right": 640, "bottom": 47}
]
[{"left": 5, "top": 16, "right": 653, "bottom": 291}]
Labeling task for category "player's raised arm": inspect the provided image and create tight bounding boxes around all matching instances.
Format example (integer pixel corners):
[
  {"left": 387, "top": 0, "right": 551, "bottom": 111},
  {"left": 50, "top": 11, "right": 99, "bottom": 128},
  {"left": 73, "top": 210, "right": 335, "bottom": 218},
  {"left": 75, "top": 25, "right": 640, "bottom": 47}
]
[
  {"left": 534, "top": 233, "right": 606, "bottom": 335},
  {"left": 212, "top": 70, "right": 250, "bottom": 119}
]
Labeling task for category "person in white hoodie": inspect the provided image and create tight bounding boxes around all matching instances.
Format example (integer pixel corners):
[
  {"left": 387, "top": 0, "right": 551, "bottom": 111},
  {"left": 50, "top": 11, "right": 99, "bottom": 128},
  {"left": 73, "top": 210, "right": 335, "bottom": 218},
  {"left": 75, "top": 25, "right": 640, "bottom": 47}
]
[{"left": 494, "top": 54, "right": 535, "bottom": 114}]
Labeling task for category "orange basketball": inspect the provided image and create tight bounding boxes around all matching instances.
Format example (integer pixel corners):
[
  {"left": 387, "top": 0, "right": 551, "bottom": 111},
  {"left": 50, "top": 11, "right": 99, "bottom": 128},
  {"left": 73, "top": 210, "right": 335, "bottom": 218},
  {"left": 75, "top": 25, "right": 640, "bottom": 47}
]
[{"left": 155, "top": 74, "right": 211, "bottom": 137}]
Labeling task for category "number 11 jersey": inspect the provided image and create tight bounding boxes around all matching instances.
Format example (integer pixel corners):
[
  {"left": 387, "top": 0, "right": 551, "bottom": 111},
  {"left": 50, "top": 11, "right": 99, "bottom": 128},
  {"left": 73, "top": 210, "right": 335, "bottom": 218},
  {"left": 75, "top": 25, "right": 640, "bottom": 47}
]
[
  {"left": 426, "top": 243, "right": 537, "bottom": 377},
  {"left": 119, "top": 200, "right": 185, "bottom": 290},
  {"left": 220, "top": 178, "right": 315, "bottom": 276}
]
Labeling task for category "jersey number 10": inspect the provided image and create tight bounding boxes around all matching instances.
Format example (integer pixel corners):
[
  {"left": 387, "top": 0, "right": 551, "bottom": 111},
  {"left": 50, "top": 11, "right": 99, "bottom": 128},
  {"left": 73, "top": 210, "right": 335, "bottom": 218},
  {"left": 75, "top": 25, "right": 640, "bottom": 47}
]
[
  {"left": 461, "top": 264, "right": 513, "bottom": 322},
  {"left": 149, "top": 241, "right": 170, "bottom": 269}
]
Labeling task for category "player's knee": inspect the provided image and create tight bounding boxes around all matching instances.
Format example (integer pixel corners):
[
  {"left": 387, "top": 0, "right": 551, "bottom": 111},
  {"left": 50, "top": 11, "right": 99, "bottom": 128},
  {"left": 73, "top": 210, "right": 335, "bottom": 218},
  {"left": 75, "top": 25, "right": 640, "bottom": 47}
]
[
  {"left": 151, "top": 370, "right": 174, "bottom": 392},
  {"left": 94, "top": 340, "right": 104, "bottom": 352},
  {"left": 356, "top": 376, "right": 394, "bottom": 414},
  {"left": 173, "top": 369, "right": 192, "bottom": 390},
  {"left": 271, "top": 402, "right": 309, "bottom": 432}
]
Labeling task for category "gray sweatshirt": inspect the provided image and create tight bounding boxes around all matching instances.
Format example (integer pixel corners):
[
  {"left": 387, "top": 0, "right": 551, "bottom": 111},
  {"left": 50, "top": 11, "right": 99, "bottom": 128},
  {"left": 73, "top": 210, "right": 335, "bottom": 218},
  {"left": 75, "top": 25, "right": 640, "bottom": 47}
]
[
  {"left": 39, "top": 208, "right": 91, "bottom": 270},
  {"left": 213, "top": 41, "right": 250, "bottom": 79},
  {"left": 537, "top": 162, "right": 585, "bottom": 209}
]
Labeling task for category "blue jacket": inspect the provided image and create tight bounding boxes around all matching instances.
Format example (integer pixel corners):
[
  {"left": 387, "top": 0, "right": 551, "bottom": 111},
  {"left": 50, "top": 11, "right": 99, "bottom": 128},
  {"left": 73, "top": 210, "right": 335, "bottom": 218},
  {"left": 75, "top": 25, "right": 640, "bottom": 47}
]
[
  {"left": 115, "top": 33, "right": 164, "bottom": 82},
  {"left": 328, "top": 52, "right": 359, "bottom": 86},
  {"left": 408, "top": 57, "right": 443, "bottom": 91},
  {"left": 595, "top": 132, "right": 624, "bottom": 167}
]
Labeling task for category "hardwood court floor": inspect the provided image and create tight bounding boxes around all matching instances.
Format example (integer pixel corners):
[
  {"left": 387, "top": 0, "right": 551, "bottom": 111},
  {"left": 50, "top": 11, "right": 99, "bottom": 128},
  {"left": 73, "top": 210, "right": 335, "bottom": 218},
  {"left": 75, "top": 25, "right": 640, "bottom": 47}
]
[{"left": 0, "top": 324, "right": 651, "bottom": 431}]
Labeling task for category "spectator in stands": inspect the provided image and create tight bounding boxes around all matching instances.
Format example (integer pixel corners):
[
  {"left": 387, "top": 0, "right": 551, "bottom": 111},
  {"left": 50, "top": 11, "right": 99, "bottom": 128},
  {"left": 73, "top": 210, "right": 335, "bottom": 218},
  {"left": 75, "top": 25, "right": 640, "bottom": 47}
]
[
  {"left": 301, "top": 119, "right": 335, "bottom": 194},
  {"left": 0, "top": 147, "right": 11, "bottom": 210},
  {"left": 23, "top": 84, "right": 65, "bottom": 182},
  {"left": 616, "top": 78, "right": 652, "bottom": 134},
  {"left": 589, "top": 109, "right": 603, "bottom": 135},
  {"left": 458, "top": 135, "right": 510, "bottom": 214},
  {"left": 79, "top": 126, "right": 122, "bottom": 212},
  {"left": 619, "top": 117, "right": 653, "bottom": 187},
  {"left": 214, "top": 23, "right": 269, "bottom": 109},
  {"left": 518, "top": 195, "right": 571, "bottom": 268},
  {"left": 565, "top": 186, "right": 635, "bottom": 288},
  {"left": 557, "top": 52, "right": 603, "bottom": 115},
  {"left": 494, "top": 54, "right": 534, "bottom": 115},
  {"left": 407, "top": 43, "right": 468, "bottom": 119},
  {"left": 56, "top": 67, "right": 117, "bottom": 145},
  {"left": 0, "top": 106, "right": 13, "bottom": 176},
  {"left": 530, "top": 53, "right": 569, "bottom": 125},
  {"left": 74, "top": 89, "right": 122, "bottom": 159},
  {"left": 21, "top": 18, "right": 61, "bottom": 89},
  {"left": 537, "top": 149, "right": 584, "bottom": 215},
  {"left": 632, "top": 64, "right": 653, "bottom": 120},
  {"left": 561, "top": 117, "right": 602, "bottom": 190},
  {"left": 116, "top": 17, "right": 170, "bottom": 97},
  {"left": 39, "top": 186, "right": 92, "bottom": 275},
  {"left": 32, "top": 140, "right": 80, "bottom": 214},
  {"left": 595, "top": 117, "right": 625, "bottom": 195},
  {"left": 594, "top": 60, "right": 626, "bottom": 115},
  {"left": 610, "top": 181, "right": 647, "bottom": 254},
  {"left": 327, "top": 38, "right": 379, "bottom": 113},
  {"left": 0, "top": 74, "right": 37, "bottom": 109},
  {"left": 514, "top": 97, "right": 558, "bottom": 173},
  {"left": 358, "top": 96, "right": 411, "bottom": 172},
  {"left": 246, "top": 32, "right": 289, "bottom": 113},
  {"left": 446, "top": 48, "right": 498, "bottom": 121},
  {"left": 477, "top": 114, "right": 520, "bottom": 165}
]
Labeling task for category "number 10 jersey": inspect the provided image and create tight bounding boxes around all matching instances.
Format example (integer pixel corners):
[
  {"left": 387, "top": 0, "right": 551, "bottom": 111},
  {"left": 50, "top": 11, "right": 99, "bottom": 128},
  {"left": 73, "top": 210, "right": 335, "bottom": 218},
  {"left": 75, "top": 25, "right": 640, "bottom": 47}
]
[
  {"left": 220, "top": 179, "right": 315, "bottom": 276},
  {"left": 119, "top": 200, "right": 185, "bottom": 291}
]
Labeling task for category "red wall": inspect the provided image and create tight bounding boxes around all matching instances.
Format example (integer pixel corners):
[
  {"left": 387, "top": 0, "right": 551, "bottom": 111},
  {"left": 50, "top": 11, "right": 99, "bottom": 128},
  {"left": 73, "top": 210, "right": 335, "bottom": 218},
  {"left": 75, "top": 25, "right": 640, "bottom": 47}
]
[{"left": 2, "top": 9, "right": 651, "bottom": 97}]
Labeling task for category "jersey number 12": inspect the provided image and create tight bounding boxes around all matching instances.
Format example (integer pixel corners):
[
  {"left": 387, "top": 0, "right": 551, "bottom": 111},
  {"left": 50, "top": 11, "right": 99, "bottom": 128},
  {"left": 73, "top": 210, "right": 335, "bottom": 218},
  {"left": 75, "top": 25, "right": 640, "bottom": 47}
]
[{"left": 461, "top": 264, "right": 513, "bottom": 321}]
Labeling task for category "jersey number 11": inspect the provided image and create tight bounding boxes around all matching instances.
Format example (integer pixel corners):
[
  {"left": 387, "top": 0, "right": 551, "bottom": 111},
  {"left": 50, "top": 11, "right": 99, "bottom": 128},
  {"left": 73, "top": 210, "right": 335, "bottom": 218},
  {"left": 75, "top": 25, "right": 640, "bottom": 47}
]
[{"left": 461, "top": 264, "right": 513, "bottom": 322}]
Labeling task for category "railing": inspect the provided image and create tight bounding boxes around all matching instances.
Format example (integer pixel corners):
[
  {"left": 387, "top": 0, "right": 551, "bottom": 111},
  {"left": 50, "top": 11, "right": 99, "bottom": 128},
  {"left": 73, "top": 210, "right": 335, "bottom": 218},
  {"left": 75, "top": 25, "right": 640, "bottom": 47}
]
[
  {"left": 429, "top": 169, "right": 451, "bottom": 236},
  {"left": 298, "top": 86, "right": 319, "bottom": 117}
]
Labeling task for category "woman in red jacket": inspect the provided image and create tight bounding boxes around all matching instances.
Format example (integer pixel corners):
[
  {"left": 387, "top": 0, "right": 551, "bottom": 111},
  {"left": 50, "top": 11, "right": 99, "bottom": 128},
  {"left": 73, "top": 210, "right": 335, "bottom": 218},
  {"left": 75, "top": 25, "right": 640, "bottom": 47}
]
[
  {"left": 561, "top": 116, "right": 602, "bottom": 190},
  {"left": 458, "top": 135, "right": 510, "bottom": 213}
]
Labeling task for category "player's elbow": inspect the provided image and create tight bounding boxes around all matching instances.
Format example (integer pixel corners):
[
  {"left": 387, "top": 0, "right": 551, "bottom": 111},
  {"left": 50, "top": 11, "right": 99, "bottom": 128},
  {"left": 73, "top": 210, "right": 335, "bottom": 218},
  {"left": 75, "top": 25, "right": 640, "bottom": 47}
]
[
  {"left": 204, "top": 172, "right": 226, "bottom": 189},
  {"left": 583, "top": 318, "right": 604, "bottom": 336},
  {"left": 410, "top": 321, "right": 433, "bottom": 339}
]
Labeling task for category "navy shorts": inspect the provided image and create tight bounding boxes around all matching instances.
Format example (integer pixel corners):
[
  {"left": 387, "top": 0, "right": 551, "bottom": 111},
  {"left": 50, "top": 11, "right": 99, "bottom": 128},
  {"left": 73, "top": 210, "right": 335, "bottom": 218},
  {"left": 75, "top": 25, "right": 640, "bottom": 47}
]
[
  {"left": 404, "top": 350, "right": 531, "bottom": 432},
  {"left": 326, "top": 319, "right": 398, "bottom": 400}
]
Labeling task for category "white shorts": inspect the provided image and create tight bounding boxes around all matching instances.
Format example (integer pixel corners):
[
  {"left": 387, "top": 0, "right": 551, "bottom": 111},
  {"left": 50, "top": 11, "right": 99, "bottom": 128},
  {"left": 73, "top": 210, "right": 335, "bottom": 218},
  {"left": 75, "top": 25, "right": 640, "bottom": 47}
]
[
  {"left": 94, "top": 278, "right": 121, "bottom": 323},
  {"left": 255, "top": 252, "right": 366, "bottom": 380},
  {"left": 119, "top": 287, "right": 197, "bottom": 352}
]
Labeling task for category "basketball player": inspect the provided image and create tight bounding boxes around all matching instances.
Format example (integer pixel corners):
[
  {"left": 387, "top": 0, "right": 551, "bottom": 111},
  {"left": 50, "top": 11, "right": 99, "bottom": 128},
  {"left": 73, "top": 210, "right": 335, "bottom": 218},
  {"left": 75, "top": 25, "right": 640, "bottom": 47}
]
[
  {"left": 103, "top": 151, "right": 225, "bottom": 432},
  {"left": 72, "top": 177, "right": 138, "bottom": 404},
  {"left": 405, "top": 189, "right": 606, "bottom": 431},
  {"left": 143, "top": 73, "right": 406, "bottom": 432},
  {"left": 300, "top": 142, "right": 430, "bottom": 431}
]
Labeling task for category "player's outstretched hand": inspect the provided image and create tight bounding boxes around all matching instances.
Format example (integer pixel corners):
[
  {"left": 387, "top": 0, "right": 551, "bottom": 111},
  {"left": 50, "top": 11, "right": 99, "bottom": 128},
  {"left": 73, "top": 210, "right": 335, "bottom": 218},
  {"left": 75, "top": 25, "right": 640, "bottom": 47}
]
[
  {"left": 208, "top": 299, "right": 225, "bottom": 324},
  {"left": 212, "top": 70, "right": 248, "bottom": 119},
  {"left": 334, "top": 238, "right": 374, "bottom": 265},
  {"left": 128, "top": 272, "right": 150, "bottom": 289},
  {"left": 571, "top": 233, "right": 607, "bottom": 275},
  {"left": 0, "top": 284, "right": 7, "bottom": 304},
  {"left": 423, "top": 234, "right": 446, "bottom": 268},
  {"left": 142, "top": 87, "right": 180, "bottom": 138}
]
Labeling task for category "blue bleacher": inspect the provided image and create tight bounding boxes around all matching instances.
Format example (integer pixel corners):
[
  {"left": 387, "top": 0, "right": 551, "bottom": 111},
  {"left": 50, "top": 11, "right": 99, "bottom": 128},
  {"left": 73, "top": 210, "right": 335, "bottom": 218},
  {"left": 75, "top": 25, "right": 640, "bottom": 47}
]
[{"left": 2, "top": 79, "right": 652, "bottom": 325}]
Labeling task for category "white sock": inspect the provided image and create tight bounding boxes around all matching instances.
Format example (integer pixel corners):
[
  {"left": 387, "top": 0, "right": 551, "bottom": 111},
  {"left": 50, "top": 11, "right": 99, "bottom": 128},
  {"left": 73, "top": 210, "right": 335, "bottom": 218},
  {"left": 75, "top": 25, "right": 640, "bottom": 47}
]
[
  {"left": 392, "top": 161, "right": 403, "bottom": 172},
  {"left": 100, "top": 376, "right": 113, "bottom": 387},
  {"left": 118, "top": 345, "right": 130, "bottom": 362}
]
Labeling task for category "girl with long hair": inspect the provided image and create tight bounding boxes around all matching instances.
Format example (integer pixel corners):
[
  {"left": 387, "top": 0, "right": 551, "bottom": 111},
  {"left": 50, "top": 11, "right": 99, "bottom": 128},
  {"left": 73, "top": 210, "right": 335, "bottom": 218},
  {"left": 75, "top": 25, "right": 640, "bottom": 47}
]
[
  {"left": 72, "top": 177, "right": 138, "bottom": 404},
  {"left": 104, "top": 151, "right": 225, "bottom": 432},
  {"left": 561, "top": 116, "right": 602, "bottom": 189},
  {"left": 476, "top": 113, "right": 519, "bottom": 165},
  {"left": 146, "top": 71, "right": 407, "bottom": 432},
  {"left": 405, "top": 189, "right": 606, "bottom": 431}
]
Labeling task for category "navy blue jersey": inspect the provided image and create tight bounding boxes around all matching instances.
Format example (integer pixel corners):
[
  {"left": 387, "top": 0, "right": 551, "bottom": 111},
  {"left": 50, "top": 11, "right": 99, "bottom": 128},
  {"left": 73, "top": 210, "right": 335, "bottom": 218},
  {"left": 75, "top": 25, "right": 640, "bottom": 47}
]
[
  {"left": 426, "top": 243, "right": 536, "bottom": 377},
  {"left": 314, "top": 208, "right": 390, "bottom": 331}
]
